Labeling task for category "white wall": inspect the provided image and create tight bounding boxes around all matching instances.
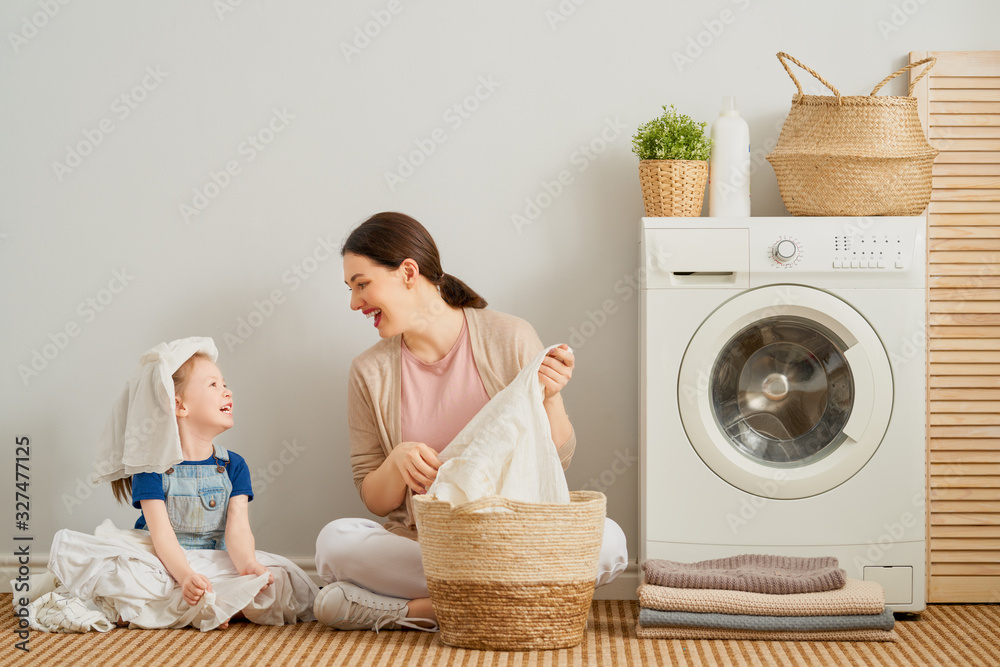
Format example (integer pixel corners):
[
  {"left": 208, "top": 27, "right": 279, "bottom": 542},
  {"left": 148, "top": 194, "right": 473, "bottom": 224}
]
[{"left": 2, "top": 0, "right": 996, "bottom": 576}]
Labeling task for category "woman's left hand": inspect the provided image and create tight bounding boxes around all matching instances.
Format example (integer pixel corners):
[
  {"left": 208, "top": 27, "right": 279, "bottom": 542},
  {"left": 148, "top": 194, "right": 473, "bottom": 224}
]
[{"left": 538, "top": 344, "right": 574, "bottom": 401}]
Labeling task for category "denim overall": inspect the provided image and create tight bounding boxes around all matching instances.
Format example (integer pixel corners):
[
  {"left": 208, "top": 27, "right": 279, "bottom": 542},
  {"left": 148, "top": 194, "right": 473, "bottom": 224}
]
[{"left": 162, "top": 443, "right": 231, "bottom": 550}]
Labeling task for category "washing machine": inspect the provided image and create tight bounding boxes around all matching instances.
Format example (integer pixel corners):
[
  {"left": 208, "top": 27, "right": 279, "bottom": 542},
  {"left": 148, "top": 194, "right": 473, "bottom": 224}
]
[{"left": 640, "top": 216, "right": 926, "bottom": 613}]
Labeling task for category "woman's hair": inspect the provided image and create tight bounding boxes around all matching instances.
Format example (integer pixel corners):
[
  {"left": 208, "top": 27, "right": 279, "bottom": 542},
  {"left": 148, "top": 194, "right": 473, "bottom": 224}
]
[
  {"left": 110, "top": 351, "right": 216, "bottom": 505},
  {"left": 342, "top": 212, "right": 487, "bottom": 309}
]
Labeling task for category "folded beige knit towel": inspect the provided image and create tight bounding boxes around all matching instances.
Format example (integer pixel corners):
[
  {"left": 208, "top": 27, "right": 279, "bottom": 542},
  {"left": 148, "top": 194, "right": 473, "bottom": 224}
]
[
  {"left": 638, "top": 578, "right": 884, "bottom": 616},
  {"left": 635, "top": 625, "right": 897, "bottom": 642},
  {"left": 642, "top": 555, "right": 846, "bottom": 594}
]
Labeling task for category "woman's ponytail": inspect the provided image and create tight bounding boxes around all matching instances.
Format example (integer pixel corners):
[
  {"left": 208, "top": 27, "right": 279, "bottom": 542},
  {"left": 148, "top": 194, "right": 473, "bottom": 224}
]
[
  {"left": 342, "top": 212, "right": 488, "bottom": 309},
  {"left": 439, "top": 273, "right": 487, "bottom": 309}
]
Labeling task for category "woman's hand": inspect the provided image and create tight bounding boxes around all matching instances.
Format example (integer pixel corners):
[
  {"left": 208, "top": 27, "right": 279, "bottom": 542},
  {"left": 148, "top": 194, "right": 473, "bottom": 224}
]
[
  {"left": 389, "top": 441, "right": 442, "bottom": 495},
  {"left": 539, "top": 344, "right": 574, "bottom": 401},
  {"left": 181, "top": 571, "right": 213, "bottom": 605},
  {"left": 241, "top": 562, "right": 274, "bottom": 589}
]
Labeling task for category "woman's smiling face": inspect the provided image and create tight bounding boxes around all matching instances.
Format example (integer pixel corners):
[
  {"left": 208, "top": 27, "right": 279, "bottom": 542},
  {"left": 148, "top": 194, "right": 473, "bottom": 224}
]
[{"left": 344, "top": 252, "right": 414, "bottom": 338}]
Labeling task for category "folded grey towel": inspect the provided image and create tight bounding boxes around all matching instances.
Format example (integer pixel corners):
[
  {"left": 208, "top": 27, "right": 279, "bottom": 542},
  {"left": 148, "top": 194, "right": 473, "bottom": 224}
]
[
  {"left": 642, "top": 555, "right": 846, "bottom": 594},
  {"left": 639, "top": 607, "right": 895, "bottom": 632}
]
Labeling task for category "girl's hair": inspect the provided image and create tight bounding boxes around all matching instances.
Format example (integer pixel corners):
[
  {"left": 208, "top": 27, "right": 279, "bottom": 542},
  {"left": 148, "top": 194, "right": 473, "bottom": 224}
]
[
  {"left": 110, "top": 351, "right": 216, "bottom": 505},
  {"left": 342, "top": 212, "right": 487, "bottom": 309}
]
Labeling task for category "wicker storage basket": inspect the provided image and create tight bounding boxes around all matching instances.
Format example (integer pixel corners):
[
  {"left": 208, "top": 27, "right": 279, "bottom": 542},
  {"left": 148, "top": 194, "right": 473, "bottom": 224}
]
[
  {"left": 766, "top": 52, "right": 938, "bottom": 216},
  {"left": 638, "top": 159, "right": 708, "bottom": 216},
  {"left": 413, "top": 490, "right": 606, "bottom": 651}
]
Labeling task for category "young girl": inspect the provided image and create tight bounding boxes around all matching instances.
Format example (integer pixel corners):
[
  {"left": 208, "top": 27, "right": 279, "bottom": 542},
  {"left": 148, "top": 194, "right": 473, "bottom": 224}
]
[
  {"left": 33, "top": 338, "right": 316, "bottom": 632},
  {"left": 312, "top": 212, "right": 628, "bottom": 631}
]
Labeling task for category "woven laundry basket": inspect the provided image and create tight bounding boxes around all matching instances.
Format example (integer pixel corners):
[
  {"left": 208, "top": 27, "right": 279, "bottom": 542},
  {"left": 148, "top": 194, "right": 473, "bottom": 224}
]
[
  {"left": 638, "top": 159, "right": 708, "bottom": 217},
  {"left": 413, "top": 490, "right": 606, "bottom": 651},
  {"left": 766, "top": 52, "right": 938, "bottom": 216}
]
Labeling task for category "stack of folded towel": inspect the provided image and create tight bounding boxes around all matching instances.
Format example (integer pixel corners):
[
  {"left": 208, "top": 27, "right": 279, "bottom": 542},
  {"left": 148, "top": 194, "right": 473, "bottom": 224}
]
[{"left": 637, "top": 555, "right": 896, "bottom": 641}]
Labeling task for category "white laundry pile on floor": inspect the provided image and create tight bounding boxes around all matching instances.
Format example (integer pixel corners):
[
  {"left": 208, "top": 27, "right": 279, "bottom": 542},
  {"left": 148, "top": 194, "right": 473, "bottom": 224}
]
[
  {"left": 428, "top": 345, "right": 570, "bottom": 506},
  {"left": 16, "top": 519, "right": 317, "bottom": 633}
]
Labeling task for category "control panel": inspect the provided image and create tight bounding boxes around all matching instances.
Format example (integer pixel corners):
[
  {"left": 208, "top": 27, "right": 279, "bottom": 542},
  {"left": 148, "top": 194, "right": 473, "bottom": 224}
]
[{"left": 765, "top": 232, "right": 910, "bottom": 271}]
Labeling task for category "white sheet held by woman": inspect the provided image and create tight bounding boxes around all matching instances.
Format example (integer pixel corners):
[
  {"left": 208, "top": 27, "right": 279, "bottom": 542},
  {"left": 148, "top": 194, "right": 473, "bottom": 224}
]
[{"left": 428, "top": 344, "right": 571, "bottom": 506}]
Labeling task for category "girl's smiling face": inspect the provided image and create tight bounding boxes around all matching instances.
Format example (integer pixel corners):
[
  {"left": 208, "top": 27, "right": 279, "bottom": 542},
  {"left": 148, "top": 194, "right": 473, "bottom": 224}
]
[
  {"left": 175, "top": 356, "right": 233, "bottom": 434},
  {"left": 344, "top": 252, "right": 415, "bottom": 338}
]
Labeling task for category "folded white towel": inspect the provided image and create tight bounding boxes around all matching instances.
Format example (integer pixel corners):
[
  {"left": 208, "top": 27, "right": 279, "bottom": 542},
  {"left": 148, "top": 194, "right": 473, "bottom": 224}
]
[
  {"left": 428, "top": 345, "right": 570, "bottom": 506},
  {"left": 92, "top": 337, "right": 217, "bottom": 484}
]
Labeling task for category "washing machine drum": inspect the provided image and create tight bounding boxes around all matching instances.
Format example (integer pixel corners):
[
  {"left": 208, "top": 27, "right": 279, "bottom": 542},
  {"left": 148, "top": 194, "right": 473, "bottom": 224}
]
[{"left": 679, "top": 286, "right": 893, "bottom": 499}]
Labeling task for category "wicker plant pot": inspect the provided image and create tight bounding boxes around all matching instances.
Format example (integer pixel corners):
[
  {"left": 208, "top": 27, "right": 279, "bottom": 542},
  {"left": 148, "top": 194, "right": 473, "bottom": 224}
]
[
  {"left": 413, "top": 491, "right": 606, "bottom": 651},
  {"left": 638, "top": 159, "right": 709, "bottom": 217}
]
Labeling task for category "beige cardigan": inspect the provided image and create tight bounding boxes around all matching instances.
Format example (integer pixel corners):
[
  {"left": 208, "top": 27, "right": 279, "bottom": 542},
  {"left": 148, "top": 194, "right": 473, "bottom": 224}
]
[{"left": 347, "top": 307, "right": 577, "bottom": 539}]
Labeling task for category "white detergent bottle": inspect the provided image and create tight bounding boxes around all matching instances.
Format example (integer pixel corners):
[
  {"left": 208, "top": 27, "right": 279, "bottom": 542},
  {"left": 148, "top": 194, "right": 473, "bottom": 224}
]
[{"left": 708, "top": 96, "right": 751, "bottom": 217}]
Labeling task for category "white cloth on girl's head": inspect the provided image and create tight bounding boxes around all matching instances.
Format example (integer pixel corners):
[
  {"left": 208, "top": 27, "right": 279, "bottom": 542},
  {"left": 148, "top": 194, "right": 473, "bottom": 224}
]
[
  {"left": 427, "top": 345, "right": 571, "bottom": 506},
  {"left": 92, "top": 337, "right": 218, "bottom": 484}
]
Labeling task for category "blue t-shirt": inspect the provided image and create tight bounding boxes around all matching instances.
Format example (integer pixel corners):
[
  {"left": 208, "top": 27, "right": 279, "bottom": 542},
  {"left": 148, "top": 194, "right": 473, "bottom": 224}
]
[{"left": 131, "top": 450, "right": 253, "bottom": 530}]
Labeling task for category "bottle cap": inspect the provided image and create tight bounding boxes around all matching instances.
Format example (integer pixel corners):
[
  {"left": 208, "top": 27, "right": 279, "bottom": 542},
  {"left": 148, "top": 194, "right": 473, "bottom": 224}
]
[{"left": 720, "top": 96, "right": 739, "bottom": 117}]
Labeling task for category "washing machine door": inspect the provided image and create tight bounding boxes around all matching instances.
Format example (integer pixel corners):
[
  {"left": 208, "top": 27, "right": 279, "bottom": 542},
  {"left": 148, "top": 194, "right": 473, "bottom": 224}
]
[{"left": 678, "top": 285, "right": 893, "bottom": 499}]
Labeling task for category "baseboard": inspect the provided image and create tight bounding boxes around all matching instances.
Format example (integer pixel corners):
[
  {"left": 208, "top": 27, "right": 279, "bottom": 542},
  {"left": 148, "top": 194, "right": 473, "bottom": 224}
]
[{"left": 2, "top": 555, "right": 641, "bottom": 600}]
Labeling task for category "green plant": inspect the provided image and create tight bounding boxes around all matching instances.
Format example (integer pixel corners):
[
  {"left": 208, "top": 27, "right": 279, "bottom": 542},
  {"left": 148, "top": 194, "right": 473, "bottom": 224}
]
[{"left": 631, "top": 105, "right": 712, "bottom": 161}]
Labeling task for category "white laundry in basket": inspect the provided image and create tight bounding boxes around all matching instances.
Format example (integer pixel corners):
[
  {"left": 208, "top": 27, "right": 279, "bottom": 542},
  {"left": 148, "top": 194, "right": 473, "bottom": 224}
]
[{"left": 427, "top": 345, "right": 571, "bottom": 507}]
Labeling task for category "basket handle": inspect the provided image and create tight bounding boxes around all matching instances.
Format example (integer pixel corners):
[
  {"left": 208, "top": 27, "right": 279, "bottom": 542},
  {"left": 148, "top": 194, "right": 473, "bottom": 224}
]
[
  {"left": 776, "top": 52, "right": 842, "bottom": 101},
  {"left": 869, "top": 56, "right": 936, "bottom": 97},
  {"left": 452, "top": 495, "right": 521, "bottom": 515}
]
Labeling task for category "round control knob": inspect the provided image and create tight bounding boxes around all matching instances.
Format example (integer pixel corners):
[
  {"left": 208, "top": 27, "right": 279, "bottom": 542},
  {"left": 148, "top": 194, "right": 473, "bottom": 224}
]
[{"left": 774, "top": 239, "right": 798, "bottom": 262}]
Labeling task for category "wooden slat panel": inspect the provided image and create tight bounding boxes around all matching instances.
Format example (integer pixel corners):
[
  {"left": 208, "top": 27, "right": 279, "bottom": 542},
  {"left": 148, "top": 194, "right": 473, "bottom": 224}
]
[
  {"left": 929, "top": 398, "right": 1000, "bottom": 411},
  {"left": 927, "top": 54, "right": 1000, "bottom": 77},
  {"left": 931, "top": 476, "right": 1000, "bottom": 488},
  {"left": 931, "top": 88, "right": 1000, "bottom": 102},
  {"left": 931, "top": 126, "right": 1000, "bottom": 139},
  {"left": 929, "top": 537, "right": 1000, "bottom": 549},
  {"left": 929, "top": 251, "right": 1000, "bottom": 263},
  {"left": 930, "top": 413, "right": 1000, "bottom": 426},
  {"left": 930, "top": 301, "right": 1000, "bottom": 314},
  {"left": 930, "top": 138, "right": 1000, "bottom": 151},
  {"left": 928, "top": 374, "right": 1000, "bottom": 387},
  {"left": 932, "top": 499, "right": 1000, "bottom": 513},
  {"left": 932, "top": 524, "right": 1000, "bottom": 538},
  {"left": 932, "top": 461, "right": 1000, "bottom": 476},
  {"left": 933, "top": 151, "right": 1000, "bottom": 164},
  {"left": 929, "top": 450, "right": 1000, "bottom": 464},
  {"left": 931, "top": 550, "right": 1000, "bottom": 563},
  {"left": 930, "top": 358, "right": 1000, "bottom": 370},
  {"left": 929, "top": 338, "right": 1000, "bottom": 351},
  {"left": 929, "top": 575, "right": 1000, "bottom": 602},
  {"left": 929, "top": 314, "right": 1000, "bottom": 326},
  {"left": 929, "top": 113, "right": 1000, "bottom": 126},
  {"left": 930, "top": 288, "right": 1000, "bottom": 299},
  {"left": 930, "top": 425, "right": 1000, "bottom": 438},
  {"left": 930, "top": 75, "right": 1000, "bottom": 89},
  {"left": 930, "top": 190, "right": 1000, "bottom": 203},
  {"left": 931, "top": 562, "right": 1000, "bottom": 575},
  {"left": 931, "top": 514, "right": 1000, "bottom": 526},
  {"left": 929, "top": 225, "right": 1000, "bottom": 238},
  {"left": 930, "top": 102, "right": 1000, "bottom": 114},
  {"left": 930, "top": 487, "right": 1000, "bottom": 500},
  {"left": 931, "top": 387, "right": 1000, "bottom": 399},
  {"left": 929, "top": 177, "right": 1000, "bottom": 192},
  {"left": 931, "top": 277, "right": 1000, "bottom": 290},
  {"left": 929, "top": 202, "right": 1000, "bottom": 213},
  {"left": 933, "top": 163, "right": 1000, "bottom": 176}
]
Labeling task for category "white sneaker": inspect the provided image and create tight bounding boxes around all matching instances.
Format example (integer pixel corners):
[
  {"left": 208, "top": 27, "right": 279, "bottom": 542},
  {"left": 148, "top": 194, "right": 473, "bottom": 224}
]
[{"left": 314, "top": 582, "right": 438, "bottom": 632}]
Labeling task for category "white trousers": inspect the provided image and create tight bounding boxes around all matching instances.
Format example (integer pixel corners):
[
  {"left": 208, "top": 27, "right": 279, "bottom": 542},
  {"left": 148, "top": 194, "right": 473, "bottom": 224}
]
[{"left": 315, "top": 517, "right": 628, "bottom": 600}]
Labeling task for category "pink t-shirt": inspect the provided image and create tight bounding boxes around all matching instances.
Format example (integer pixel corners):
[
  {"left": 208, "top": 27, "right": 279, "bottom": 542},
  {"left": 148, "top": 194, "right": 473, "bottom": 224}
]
[{"left": 400, "top": 315, "right": 491, "bottom": 453}]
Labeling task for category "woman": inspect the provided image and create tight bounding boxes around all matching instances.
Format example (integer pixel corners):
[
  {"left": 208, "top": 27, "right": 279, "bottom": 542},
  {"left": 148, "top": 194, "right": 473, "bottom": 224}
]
[{"left": 314, "top": 212, "right": 628, "bottom": 631}]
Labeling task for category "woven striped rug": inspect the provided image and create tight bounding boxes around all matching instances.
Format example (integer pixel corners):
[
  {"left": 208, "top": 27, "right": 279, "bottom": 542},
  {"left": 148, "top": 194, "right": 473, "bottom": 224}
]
[{"left": 2, "top": 595, "right": 997, "bottom": 666}]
